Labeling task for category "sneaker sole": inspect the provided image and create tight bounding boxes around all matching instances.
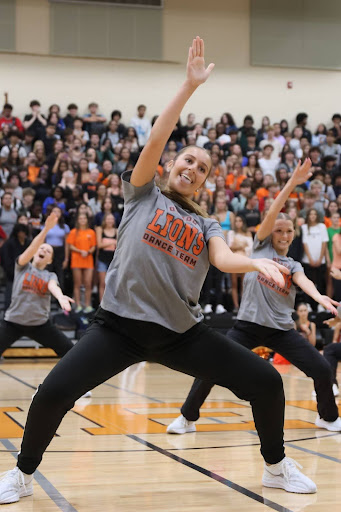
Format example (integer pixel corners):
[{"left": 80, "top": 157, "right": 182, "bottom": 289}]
[
  {"left": 0, "top": 488, "right": 33, "bottom": 505},
  {"left": 315, "top": 420, "right": 341, "bottom": 432},
  {"left": 166, "top": 427, "right": 196, "bottom": 435},
  {"left": 263, "top": 479, "right": 316, "bottom": 494}
]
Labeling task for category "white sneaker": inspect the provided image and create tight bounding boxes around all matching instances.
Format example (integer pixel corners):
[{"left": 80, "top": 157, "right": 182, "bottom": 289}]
[
  {"left": 203, "top": 304, "right": 213, "bottom": 314},
  {"left": 215, "top": 304, "right": 227, "bottom": 314},
  {"left": 81, "top": 391, "right": 92, "bottom": 398},
  {"left": 262, "top": 457, "right": 317, "bottom": 494},
  {"left": 167, "top": 415, "right": 196, "bottom": 434},
  {"left": 315, "top": 415, "right": 341, "bottom": 431},
  {"left": 0, "top": 467, "right": 33, "bottom": 504}
]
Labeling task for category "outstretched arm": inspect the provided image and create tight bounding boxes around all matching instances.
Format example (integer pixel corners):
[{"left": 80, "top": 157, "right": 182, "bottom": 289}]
[
  {"left": 257, "top": 159, "right": 313, "bottom": 241},
  {"left": 293, "top": 271, "right": 339, "bottom": 315},
  {"left": 48, "top": 280, "right": 74, "bottom": 312},
  {"left": 18, "top": 213, "right": 58, "bottom": 267},
  {"left": 131, "top": 37, "right": 214, "bottom": 187},
  {"left": 209, "top": 236, "right": 289, "bottom": 288}
]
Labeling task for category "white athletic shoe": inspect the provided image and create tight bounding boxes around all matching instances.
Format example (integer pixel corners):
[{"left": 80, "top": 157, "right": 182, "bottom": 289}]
[
  {"left": 311, "top": 383, "right": 339, "bottom": 398},
  {"left": 81, "top": 391, "right": 92, "bottom": 398},
  {"left": 315, "top": 415, "right": 341, "bottom": 431},
  {"left": 167, "top": 415, "right": 196, "bottom": 434},
  {"left": 215, "top": 304, "right": 227, "bottom": 314},
  {"left": 203, "top": 304, "right": 213, "bottom": 314},
  {"left": 0, "top": 467, "right": 33, "bottom": 504},
  {"left": 262, "top": 457, "right": 317, "bottom": 494}
]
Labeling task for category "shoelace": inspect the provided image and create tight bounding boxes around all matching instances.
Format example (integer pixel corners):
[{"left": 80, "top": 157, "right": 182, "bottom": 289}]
[
  {"left": 282, "top": 457, "right": 303, "bottom": 481},
  {"left": 0, "top": 469, "right": 27, "bottom": 493}
]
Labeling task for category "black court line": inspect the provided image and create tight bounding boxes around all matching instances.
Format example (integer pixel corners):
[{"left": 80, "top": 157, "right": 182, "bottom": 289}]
[
  {"left": 246, "top": 428, "right": 341, "bottom": 464},
  {"left": 127, "top": 434, "right": 294, "bottom": 512},
  {"left": 0, "top": 368, "right": 36, "bottom": 390},
  {"left": 0, "top": 439, "right": 78, "bottom": 512},
  {"left": 284, "top": 441, "right": 341, "bottom": 463}
]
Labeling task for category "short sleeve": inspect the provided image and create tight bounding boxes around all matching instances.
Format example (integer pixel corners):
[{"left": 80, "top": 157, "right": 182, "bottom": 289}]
[
  {"left": 49, "top": 272, "right": 59, "bottom": 284},
  {"left": 66, "top": 229, "right": 75, "bottom": 245},
  {"left": 64, "top": 225, "right": 70, "bottom": 235},
  {"left": 90, "top": 230, "right": 96, "bottom": 247},
  {"left": 203, "top": 218, "right": 225, "bottom": 243},
  {"left": 292, "top": 261, "right": 304, "bottom": 274},
  {"left": 253, "top": 234, "right": 272, "bottom": 252},
  {"left": 121, "top": 170, "right": 156, "bottom": 204}
]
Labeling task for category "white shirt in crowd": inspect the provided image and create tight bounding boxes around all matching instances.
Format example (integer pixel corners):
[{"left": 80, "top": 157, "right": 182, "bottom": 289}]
[
  {"left": 258, "top": 157, "right": 280, "bottom": 179},
  {"left": 130, "top": 116, "right": 152, "bottom": 147},
  {"left": 301, "top": 223, "right": 329, "bottom": 264}
]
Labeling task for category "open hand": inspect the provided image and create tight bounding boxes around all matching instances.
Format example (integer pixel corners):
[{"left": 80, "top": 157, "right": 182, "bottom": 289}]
[
  {"left": 44, "top": 212, "right": 59, "bottom": 231},
  {"left": 58, "top": 295, "right": 74, "bottom": 312},
  {"left": 324, "top": 317, "right": 341, "bottom": 328},
  {"left": 186, "top": 37, "right": 215, "bottom": 88},
  {"left": 291, "top": 158, "right": 313, "bottom": 186},
  {"left": 317, "top": 295, "right": 339, "bottom": 316},
  {"left": 252, "top": 258, "right": 290, "bottom": 288}
]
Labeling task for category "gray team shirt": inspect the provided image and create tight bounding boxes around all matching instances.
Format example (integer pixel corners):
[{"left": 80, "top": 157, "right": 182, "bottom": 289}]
[
  {"left": 101, "top": 171, "right": 224, "bottom": 333},
  {"left": 5, "top": 260, "right": 58, "bottom": 326},
  {"left": 237, "top": 234, "right": 303, "bottom": 330}
]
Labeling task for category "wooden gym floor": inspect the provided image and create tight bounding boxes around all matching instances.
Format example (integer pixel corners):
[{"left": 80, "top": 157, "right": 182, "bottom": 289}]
[{"left": 0, "top": 359, "right": 340, "bottom": 512}]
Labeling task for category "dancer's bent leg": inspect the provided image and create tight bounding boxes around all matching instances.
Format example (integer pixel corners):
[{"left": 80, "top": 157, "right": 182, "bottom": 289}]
[
  {"left": 17, "top": 317, "right": 143, "bottom": 474},
  {"left": 158, "top": 323, "right": 285, "bottom": 464}
]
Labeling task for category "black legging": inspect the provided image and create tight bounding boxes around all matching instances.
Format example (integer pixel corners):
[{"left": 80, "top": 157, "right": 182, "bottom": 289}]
[
  {"left": 17, "top": 307, "right": 285, "bottom": 474},
  {"left": 181, "top": 320, "right": 338, "bottom": 425},
  {"left": 324, "top": 342, "right": 341, "bottom": 385},
  {"left": 0, "top": 319, "right": 74, "bottom": 358}
]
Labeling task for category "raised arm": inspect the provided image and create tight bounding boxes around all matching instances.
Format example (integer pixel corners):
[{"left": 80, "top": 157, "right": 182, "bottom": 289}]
[
  {"left": 131, "top": 37, "right": 214, "bottom": 187},
  {"left": 257, "top": 159, "right": 313, "bottom": 241},
  {"left": 18, "top": 213, "right": 58, "bottom": 267}
]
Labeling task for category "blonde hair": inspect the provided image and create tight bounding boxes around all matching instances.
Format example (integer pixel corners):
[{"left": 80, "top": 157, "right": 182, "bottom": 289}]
[{"left": 161, "top": 145, "right": 212, "bottom": 218}]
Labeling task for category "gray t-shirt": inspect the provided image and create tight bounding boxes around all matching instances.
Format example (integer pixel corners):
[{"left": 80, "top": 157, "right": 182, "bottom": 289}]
[
  {"left": 237, "top": 234, "right": 303, "bottom": 330},
  {"left": 101, "top": 171, "right": 224, "bottom": 333},
  {"left": 5, "top": 260, "right": 58, "bottom": 326}
]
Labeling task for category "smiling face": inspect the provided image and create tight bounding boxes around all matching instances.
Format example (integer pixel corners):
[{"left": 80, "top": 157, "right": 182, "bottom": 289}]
[
  {"left": 271, "top": 219, "right": 295, "bottom": 255},
  {"left": 167, "top": 147, "right": 211, "bottom": 198},
  {"left": 33, "top": 243, "right": 53, "bottom": 268}
]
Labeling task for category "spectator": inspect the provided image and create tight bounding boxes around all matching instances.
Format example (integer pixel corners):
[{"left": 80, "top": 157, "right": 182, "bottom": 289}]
[
  {"left": 193, "top": 123, "right": 209, "bottom": 148},
  {"left": 0, "top": 192, "right": 18, "bottom": 236},
  {"left": 1, "top": 223, "right": 29, "bottom": 310},
  {"left": 227, "top": 215, "right": 252, "bottom": 313},
  {"left": 258, "top": 144, "right": 280, "bottom": 179},
  {"left": 88, "top": 183, "right": 108, "bottom": 216},
  {"left": 0, "top": 103, "right": 24, "bottom": 133},
  {"left": 101, "top": 120, "right": 120, "bottom": 148},
  {"left": 110, "top": 109, "right": 126, "bottom": 139},
  {"left": 83, "top": 102, "right": 107, "bottom": 135},
  {"left": 259, "top": 126, "right": 283, "bottom": 157},
  {"left": 312, "top": 124, "right": 327, "bottom": 147},
  {"left": 113, "top": 147, "right": 133, "bottom": 176},
  {"left": 42, "top": 206, "right": 70, "bottom": 291},
  {"left": 256, "top": 115, "right": 270, "bottom": 142},
  {"left": 82, "top": 168, "right": 100, "bottom": 202},
  {"left": 301, "top": 208, "right": 329, "bottom": 311},
  {"left": 214, "top": 196, "right": 235, "bottom": 240},
  {"left": 76, "top": 157, "right": 91, "bottom": 185},
  {"left": 63, "top": 103, "right": 79, "bottom": 129},
  {"left": 42, "top": 124, "right": 60, "bottom": 156},
  {"left": 330, "top": 113, "right": 341, "bottom": 143},
  {"left": 0, "top": 130, "right": 26, "bottom": 161},
  {"left": 239, "top": 193, "right": 261, "bottom": 235},
  {"left": 23, "top": 100, "right": 47, "bottom": 139},
  {"left": 220, "top": 112, "right": 238, "bottom": 134},
  {"left": 295, "top": 303, "right": 316, "bottom": 346},
  {"left": 130, "top": 104, "right": 152, "bottom": 148},
  {"left": 66, "top": 212, "right": 96, "bottom": 313},
  {"left": 320, "top": 130, "right": 341, "bottom": 165},
  {"left": 42, "top": 186, "right": 66, "bottom": 215},
  {"left": 96, "top": 213, "right": 117, "bottom": 301},
  {"left": 230, "top": 179, "right": 252, "bottom": 213},
  {"left": 72, "top": 117, "right": 89, "bottom": 146}
]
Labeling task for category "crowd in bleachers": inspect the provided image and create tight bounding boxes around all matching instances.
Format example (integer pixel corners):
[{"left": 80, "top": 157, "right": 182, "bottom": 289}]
[{"left": 1, "top": 100, "right": 341, "bottom": 315}]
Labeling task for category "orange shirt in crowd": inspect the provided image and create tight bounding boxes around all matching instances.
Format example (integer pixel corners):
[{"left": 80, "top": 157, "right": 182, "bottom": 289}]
[
  {"left": 325, "top": 217, "right": 341, "bottom": 228},
  {"left": 28, "top": 165, "right": 41, "bottom": 183},
  {"left": 256, "top": 187, "right": 269, "bottom": 200},
  {"left": 67, "top": 228, "right": 96, "bottom": 269},
  {"left": 225, "top": 174, "right": 247, "bottom": 191}
]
